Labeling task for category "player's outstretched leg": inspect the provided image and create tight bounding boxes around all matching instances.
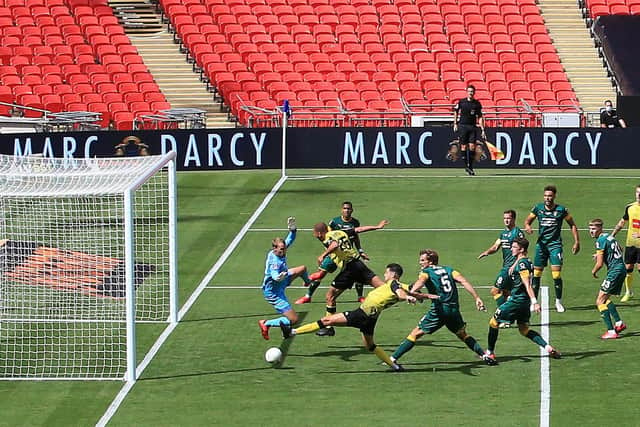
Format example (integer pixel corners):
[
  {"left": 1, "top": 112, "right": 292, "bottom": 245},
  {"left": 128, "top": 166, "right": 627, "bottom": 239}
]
[{"left": 518, "top": 322, "right": 561, "bottom": 358}]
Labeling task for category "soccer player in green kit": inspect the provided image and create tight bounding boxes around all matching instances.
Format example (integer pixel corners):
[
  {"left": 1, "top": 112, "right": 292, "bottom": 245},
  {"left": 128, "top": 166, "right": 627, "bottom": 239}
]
[
  {"left": 589, "top": 219, "right": 627, "bottom": 339},
  {"left": 390, "top": 249, "right": 497, "bottom": 366},
  {"left": 524, "top": 185, "right": 580, "bottom": 313},
  {"left": 478, "top": 209, "right": 525, "bottom": 306},
  {"left": 295, "top": 201, "right": 375, "bottom": 305},
  {"left": 485, "top": 237, "right": 561, "bottom": 362}
]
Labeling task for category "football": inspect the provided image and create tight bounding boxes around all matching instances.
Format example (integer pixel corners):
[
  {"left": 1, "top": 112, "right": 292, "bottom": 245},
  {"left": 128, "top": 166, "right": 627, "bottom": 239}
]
[{"left": 265, "top": 347, "right": 283, "bottom": 364}]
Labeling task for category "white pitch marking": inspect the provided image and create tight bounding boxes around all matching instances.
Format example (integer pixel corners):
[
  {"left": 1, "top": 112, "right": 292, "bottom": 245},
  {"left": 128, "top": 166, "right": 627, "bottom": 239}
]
[
  {"left": 540, "top": 286, "right": 550, "bottom": 427},
  {"left": 96, "top": 175, "right": 288, "bottom": 427}
]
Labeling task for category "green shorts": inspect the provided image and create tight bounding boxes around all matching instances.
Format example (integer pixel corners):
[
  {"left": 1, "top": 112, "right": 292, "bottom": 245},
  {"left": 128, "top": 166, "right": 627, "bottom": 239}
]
[
  {"left": 493, "top": 298, "right": 531, "bottom": 326},
  {"left": 600, "top": 267, "right": 626, "bottom": 295},
  {"left": 494, "top": 266, "right": 513, "bottom": 290},
  {"left": 418, "top": 304, "right": 465, "bottom": 335},
  {"left": 319, "top": 256, "right": 338, "bottom": 273},
  {"left": 534, "top": 242, "right": 563, "bottom": 268}
]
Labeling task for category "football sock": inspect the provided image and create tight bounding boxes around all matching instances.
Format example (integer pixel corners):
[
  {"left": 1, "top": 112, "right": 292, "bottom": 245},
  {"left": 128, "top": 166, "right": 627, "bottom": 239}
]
[
  {"left": 309, "top": 271, "right": 326, "bottom": 281},
  {"left": 468, "top": 151, "right": 474, "bottom": 169},
  {"left": 355, "top": 282, "right": 364, "bottom": 298},
  {"left": 265, "top": 316, "right": 289, "bottom": 328},
  {"left": 532, "top": 276, "right": 541, "bottom": 298},
  {"left": 525, "top": 330, "right": 548, "bottom": 348},
  {"left": 372, "top": 345, "right": 395, "bottom": 366},
  {"left": 301, "top": 271, "right": 311, "bottom": 285},
  {"left": 553, "top": 277, "right": 563, "bottom": 300},
  {"left": 295, "top": 320, "right": 322, "bottom": 335},
  {"left": 306, "top": 280, "right": 321, "bottom": 297},
  {"left": 487, "top": 323, "right": 499, "bottom": 353},
  {"left": 464, "top": 149, "right": 470, "bottom": 168},
  {"left": 325, "top": 306, "right": 336, "bottom": 316},
  {"left": 598, "top": 303, "right": 613, "bottom": 330},
  {"left": 463, "top": 335, "right": 484, "bottom": 356},
  {"left": 494, "top": 292, "right": 506, "bottom": 306},
  {"left": 606, "top": 300, "right": 621, "bottom": 323},
  {"left": 624, "top": 271, "right": 634, "bottom": 294},
  {"left": 392, "top": 336, "right": 416, "bottom": 360}
]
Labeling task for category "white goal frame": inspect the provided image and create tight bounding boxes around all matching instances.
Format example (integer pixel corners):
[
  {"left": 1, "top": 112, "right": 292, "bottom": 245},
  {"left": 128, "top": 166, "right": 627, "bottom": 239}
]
[{"left": 0, "top": 152, "right": 178, "bottom": 383}]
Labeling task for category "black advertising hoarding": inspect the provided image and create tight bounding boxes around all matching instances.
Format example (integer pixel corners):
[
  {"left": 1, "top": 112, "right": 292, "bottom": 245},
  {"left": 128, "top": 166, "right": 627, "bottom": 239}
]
[{"left": 0, "top": 127, "right": 634, "bottom": 169}]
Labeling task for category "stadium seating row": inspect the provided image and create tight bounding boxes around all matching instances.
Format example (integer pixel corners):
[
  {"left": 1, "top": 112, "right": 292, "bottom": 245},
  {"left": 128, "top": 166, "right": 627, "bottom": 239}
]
[
  {"left": 0, "top": 0, "right": 168, "bottom": 129},
  {"left": 586, "top": 0, "right": 640, "bottom": 18}
]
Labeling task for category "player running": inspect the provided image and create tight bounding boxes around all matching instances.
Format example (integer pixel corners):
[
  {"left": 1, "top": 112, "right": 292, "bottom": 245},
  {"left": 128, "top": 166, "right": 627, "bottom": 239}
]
[
  {"left": 524, "top": 185, "right": 580, "bottom": 312},
  {"left": 589, "top": 219, "right": 628, "bottom": 339},
  {"left": 485, "top": 237, "right": 561, "bottom": 362},
  {"left": 478, "top": 209, "right": 525, "bottom": 306},
  {"left": 390, "top": 249, "right": 496, "bottom": 366}
]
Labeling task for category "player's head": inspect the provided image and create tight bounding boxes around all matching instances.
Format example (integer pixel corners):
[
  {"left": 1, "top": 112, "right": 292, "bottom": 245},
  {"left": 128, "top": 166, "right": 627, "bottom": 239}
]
[
  {"left": 635, "top": 184, "right": 640, "bottom": 202},
  {"left": 341, "top": 201, "right": 353, "bottom": 219},
  {"left": 272, "top": 237, "right": 287, "bottom": 256},
  {"left": 313, "top": 222, "right": 328, "bottom": 239},
  {"left": 466, "top": 84, "right": 475, "bottom": 99},
  {"left": 588, "top": 218, "right": 604, "bottom": 238},
  {"left": 503, "top": 209, "right": 516, "bottom": 227},
  {"left": 604, "top": 100, "right": 613, "bottom": 111},
  {"left": 543, "top": 185, "right": 557, "bottom": 207},
  {"left": 511, "top": 237, "right": 529, "bottom": 256},
  {"left": 384, "top": 263, "right": 403, "bottom": 281},
  {"left": 419, "top": 249, "right": 438, "bottom": 268}
]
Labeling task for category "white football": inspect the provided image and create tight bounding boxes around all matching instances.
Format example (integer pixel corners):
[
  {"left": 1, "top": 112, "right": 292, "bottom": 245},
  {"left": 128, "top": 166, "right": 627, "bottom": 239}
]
[{"left": 265, "top": 347, "right": 283, "bottom": 363}]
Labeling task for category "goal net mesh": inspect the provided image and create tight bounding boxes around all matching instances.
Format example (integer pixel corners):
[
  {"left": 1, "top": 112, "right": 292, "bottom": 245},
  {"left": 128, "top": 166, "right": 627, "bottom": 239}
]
[{"left": 0, "top": 155, "right": 171, "bottom": 379}]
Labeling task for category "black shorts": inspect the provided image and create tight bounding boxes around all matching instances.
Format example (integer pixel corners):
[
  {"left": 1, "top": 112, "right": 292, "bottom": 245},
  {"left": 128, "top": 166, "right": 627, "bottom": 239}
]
[
  {"left": 457, "top": 124, "right": 478, "bottom": 145},
  {"left": 331, "top": 258, "right": 376, "bottom": 290},
  {"left": 624, "top": 246, "right": 640, "bottom": 265},
  {"left": 345, "top": 307, "right": 378, "bottom": 336}
]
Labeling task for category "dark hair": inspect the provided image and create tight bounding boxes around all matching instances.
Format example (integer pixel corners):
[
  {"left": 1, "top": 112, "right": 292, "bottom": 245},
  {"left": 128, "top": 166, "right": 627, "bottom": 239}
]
[
  {"left": 386, "top": 263, "right": 403, "bottom": 278},
  {"left": 419, "top": 248, "right": 439, "bottom": 265},
  {"left": 605, "top": 100, "right": 612, "bottom": 105},
  {"left": 342, "top": 201, "right": 353, "bottom": 208},
  {"left": 512, "top": 237, "right": 529, "bottom": 252},
  {"left": 504, "top": 209, "right": 516, "bottom": 219},
  {"left": 543, "top": 185, "right": 557, "bottom": 194}
]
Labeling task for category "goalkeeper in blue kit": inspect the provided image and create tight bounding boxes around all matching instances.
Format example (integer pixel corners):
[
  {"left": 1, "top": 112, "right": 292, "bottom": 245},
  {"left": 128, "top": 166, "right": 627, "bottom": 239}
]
[{"left": 258, "top": 217, "right": 312, "bottom": 340}]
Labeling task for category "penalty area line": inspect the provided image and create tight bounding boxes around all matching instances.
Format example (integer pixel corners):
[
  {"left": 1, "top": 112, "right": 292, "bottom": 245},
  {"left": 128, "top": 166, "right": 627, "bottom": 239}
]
[{"left": 96, "top": 175, "right": 289, "bottom": 427}]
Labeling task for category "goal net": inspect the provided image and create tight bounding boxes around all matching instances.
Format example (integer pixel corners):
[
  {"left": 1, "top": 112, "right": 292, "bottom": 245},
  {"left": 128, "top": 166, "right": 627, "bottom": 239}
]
[{"left": 0, "top": 152, "right": 177, "bottom": 381}]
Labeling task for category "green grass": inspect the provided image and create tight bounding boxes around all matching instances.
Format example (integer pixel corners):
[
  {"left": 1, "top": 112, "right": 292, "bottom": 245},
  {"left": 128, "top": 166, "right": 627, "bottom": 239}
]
[{"left": 2, "top": 168, "right": 640, "bottom": 426}]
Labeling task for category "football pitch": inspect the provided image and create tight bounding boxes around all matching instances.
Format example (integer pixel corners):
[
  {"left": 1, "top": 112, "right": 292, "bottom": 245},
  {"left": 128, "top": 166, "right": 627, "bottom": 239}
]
[{"left": 1, "top": 168, "right": 639, "bottom": 427}]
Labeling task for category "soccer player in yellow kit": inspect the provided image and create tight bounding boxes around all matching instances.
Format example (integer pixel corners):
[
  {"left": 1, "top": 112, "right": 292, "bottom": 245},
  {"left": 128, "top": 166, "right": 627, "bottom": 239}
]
[
  {"left": 279, "top": 263, "right": 438, "bottom": 371},
  {"left": 611, "top": 184, "right": 640, "bottom": 302}
]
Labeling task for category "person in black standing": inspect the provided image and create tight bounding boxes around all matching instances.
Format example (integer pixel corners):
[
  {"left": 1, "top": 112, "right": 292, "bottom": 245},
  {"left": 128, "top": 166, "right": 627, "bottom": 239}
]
[
  {"left": 453, "top": 85, "right": 485, "bottom": 176},
  {"left": 600, "top": 100, "right": 626, "bottom": 128}
]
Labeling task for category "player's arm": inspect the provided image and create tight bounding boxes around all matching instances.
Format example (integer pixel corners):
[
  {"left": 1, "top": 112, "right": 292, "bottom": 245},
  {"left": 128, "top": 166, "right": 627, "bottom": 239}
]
[
  {"left": 477, "top": 114, "right": 485, "bottom": 137},
  {"left": 317, "top": 240, "right": 339, "bottom": 265},
  {"left": 354, "top": 219, "right": 389, "bottom": 234},
  {"left": 565, "top": 215, "right": 580, "bottom": 254},
  {"left": 520, "top": 267, "right": 540, "bottom": 313},
  {"left": 267, "top": 256, "right": 288, "bottom": 282},
  {"left": 619, "top": 117, "right": 627, "bottom": 128},
  {"left": 592, "top": 249, "right": 605, "bottom": 278},
  {"left": 453, "top": 271, "right": 486, "bottom": 311},
  {"left": 391, "top": 281, "right": 417, "bottom": 304},
  {"left": 611, "top": 218, "right": 626, "bottom": 237},
  {"left": 478, "top": 238, "right": 501, "bottom": 259},
  {"left": 524, "top": 212, "right": 537, "bottom": 234}
]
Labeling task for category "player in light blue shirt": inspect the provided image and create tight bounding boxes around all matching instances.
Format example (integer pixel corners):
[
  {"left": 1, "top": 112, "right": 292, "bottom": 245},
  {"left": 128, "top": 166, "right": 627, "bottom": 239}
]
[{"left": 259, "top": 217, "right": 312, "bottom": 340}]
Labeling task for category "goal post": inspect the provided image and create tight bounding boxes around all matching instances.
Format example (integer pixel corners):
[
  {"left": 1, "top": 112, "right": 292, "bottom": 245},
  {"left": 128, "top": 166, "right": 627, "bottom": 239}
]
[{"left": 0, "top": 152, "right": 178, "bottom": 382}]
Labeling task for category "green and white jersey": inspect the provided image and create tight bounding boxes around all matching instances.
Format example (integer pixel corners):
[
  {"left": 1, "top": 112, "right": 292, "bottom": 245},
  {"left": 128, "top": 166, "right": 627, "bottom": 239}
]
[
  {"left": 531, "top": 203, "right": 570, "bottom": 245},
  {"left": 509, "top": 257, "right": 533, "bottom": 304},
  {"left": 420, "top": 265, "right": 460, "bottom": 306},
  {"left": 329, "top": 216, "right": 360, "bottom": 232},
  {"left": 595, "top": 233, "right": 625, "bottom": 272},
  {"left": 499, "top": 226, "right": 525, "bottom": 268}
]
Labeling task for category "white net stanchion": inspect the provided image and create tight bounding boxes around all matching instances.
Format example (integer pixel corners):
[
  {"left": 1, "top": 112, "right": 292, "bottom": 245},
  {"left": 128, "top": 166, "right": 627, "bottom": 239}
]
[{"left": 0, "top": 153, "right": 177, "bottom": 381}]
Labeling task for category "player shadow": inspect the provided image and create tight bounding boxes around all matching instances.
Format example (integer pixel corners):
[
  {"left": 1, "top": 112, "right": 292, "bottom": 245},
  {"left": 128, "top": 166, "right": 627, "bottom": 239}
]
[
  {"left": 141, "top": 365, "right": 294, "bottom": 382},
  {"left": 568, "top": 302, "right": 640, "bottom": 310},
  {"left": 181, "top": 311, "right": 308, "bottom": 322},
  {"left": 272, "top": 312, "right": 309, "bottom": 368},
  {"left": 534, "top": 320, "right": 600, "bottom": 328}
]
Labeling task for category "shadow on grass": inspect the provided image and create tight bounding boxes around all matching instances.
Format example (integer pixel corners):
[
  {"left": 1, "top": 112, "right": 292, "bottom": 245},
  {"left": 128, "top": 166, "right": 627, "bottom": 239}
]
[
  {"left": 181, "top": 311, "right": 308, "bottom": 322},
  {"left": 568, "top": 302, "right": 640, "bottom": 311}
]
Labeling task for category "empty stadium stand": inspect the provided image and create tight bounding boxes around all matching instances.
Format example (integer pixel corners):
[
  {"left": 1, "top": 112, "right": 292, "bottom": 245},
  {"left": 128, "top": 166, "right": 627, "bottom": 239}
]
[{"left": 160, "top": 0, "right": 581, "bottom": 127}]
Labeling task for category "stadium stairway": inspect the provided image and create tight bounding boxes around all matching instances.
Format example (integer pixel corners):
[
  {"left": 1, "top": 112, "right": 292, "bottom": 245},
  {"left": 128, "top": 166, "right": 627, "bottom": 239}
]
[
  {"left": 115, "top": 0, "right": 234, "bottom": 128},
  {"left": 538, "top": 0, "right": 616, "bottom": 123}
]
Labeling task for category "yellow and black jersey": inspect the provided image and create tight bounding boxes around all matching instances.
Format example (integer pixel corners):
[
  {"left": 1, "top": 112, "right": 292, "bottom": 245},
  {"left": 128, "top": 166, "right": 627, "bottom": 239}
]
[
  {"left": 323, "top": 229, "right": 360, "bottom": 263},
  {"left": 360, "top": 279, "right": 410, "bottom": 316},
  {"left": 622, "top": 202, "right": 640, "bottom": 248}
]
